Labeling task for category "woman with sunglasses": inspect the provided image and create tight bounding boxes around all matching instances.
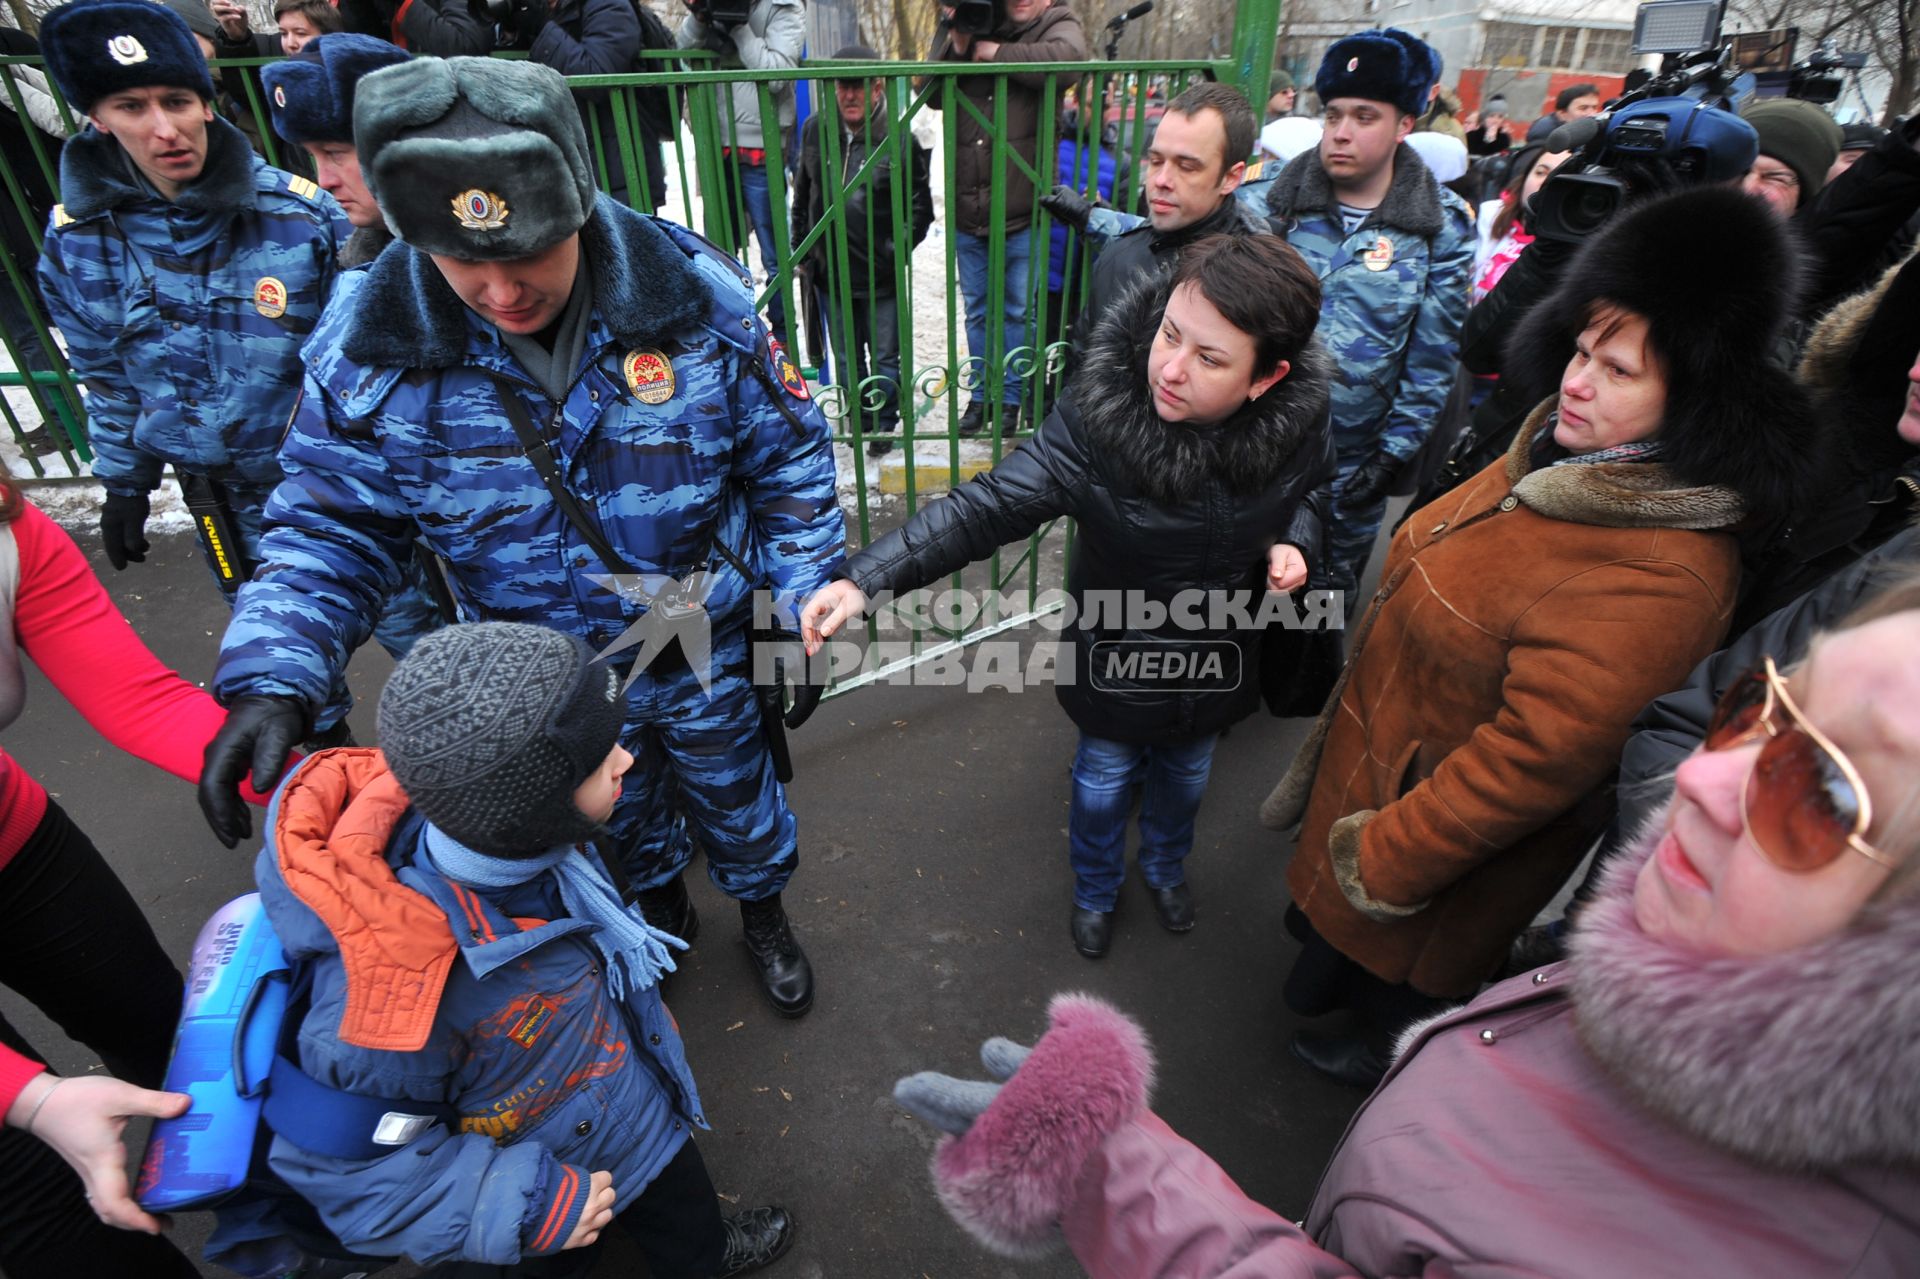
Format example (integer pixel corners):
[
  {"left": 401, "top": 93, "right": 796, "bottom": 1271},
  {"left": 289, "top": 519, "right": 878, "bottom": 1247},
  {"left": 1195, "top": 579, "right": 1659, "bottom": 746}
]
[
  {"left": 894, "top": 586, "right": 1920, "bottom": 1274},
  {"left": 1262, "top": 185, "right": 1819, "bottom": 1088}
]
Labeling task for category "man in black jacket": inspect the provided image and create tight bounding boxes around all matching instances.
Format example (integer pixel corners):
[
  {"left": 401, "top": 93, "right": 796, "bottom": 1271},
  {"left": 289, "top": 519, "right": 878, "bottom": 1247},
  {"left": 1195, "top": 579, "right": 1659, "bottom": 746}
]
[
  {"left": 791, "top": 47, "right": 934, "bottom": 457},
  {"left": 1075, "top": 81, "right": 1264, "bottom": 342}
]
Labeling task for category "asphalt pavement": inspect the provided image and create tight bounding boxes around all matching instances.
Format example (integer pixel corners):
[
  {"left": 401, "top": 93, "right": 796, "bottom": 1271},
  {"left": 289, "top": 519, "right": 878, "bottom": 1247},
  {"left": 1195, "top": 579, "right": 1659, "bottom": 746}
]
[{"left": 1, "top": 526, "right": 1370, "bottom": 1278}]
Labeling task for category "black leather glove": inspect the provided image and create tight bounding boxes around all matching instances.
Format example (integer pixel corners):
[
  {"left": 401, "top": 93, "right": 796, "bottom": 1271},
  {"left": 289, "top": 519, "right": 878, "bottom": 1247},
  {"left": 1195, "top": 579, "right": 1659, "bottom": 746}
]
[
  {"left": 1038, "top": 183, "right": 1097, "bottom": 233},
  {"left": 198, "top": 696, "right": 310, "bottom": 848},
  {"left": 1338, "top": 451, "right": 1402, "bottom": 509},
  {"left": 99, "top": 492, "right": 150, "bottom": 570},
  {"left": 513, "top": 0, "right": 548, "bottom": 38}
]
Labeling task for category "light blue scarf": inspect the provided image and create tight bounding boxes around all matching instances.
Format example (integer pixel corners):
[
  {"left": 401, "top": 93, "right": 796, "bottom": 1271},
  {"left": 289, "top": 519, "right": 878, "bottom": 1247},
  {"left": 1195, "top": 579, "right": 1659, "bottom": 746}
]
[{"left": 423, "top": 825, "right": 688, "bottom": 1001}]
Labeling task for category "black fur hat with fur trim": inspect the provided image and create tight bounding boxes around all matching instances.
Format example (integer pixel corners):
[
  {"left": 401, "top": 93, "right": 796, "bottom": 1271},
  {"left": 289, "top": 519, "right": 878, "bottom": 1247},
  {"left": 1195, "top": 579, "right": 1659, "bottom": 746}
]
[
  {"left": 40, "top": 0, "right": 215, "bottom": 112},
  {"left": 1503, "top": 185, "right": 1815, "bottom": 528}
]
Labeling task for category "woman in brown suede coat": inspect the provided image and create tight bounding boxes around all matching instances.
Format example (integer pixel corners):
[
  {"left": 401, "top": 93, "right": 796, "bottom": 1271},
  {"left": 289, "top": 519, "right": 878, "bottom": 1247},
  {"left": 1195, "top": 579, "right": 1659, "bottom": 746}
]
[{"left": 1264, "top": 185, "right": 1820, "bottom": 1087}]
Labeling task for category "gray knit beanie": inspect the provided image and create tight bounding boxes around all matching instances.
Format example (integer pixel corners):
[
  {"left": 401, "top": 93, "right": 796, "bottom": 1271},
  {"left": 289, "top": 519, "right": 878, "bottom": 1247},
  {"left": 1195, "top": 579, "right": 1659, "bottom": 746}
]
[{"left": 378, "top": 622, "right": 625, "bottom": 858}]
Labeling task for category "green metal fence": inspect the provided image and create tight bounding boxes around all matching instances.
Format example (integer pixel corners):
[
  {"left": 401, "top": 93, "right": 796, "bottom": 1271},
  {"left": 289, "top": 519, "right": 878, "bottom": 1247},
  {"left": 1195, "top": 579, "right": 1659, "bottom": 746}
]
[{"left": 0, "top": 2, "right": 1280, "bottom": 676}]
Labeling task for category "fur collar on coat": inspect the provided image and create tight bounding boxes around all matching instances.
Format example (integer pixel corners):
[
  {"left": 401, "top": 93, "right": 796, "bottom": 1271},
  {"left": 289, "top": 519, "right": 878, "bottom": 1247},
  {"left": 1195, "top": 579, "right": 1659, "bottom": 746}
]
[
  {"left": 59, "top": 114, "right": 257, "bottom": 221},
  {"left": 1506, "top": 399, "right": 1746, "bottom": 531},
  {"left": 1263, "top": 141, "right": 1445, "bottom": 239},
  {"left": 1797, "top": 246, "right": 1920, "bottom": 492},
  {"left": 1067, "top": 275, "right": 1332, "bottom": 505},
  {"left": 1568, "top": 810, "right": 1920, "bottom": 1173},
  {"left": 337, "top": 194, "right": 714, "bottom": 369}
]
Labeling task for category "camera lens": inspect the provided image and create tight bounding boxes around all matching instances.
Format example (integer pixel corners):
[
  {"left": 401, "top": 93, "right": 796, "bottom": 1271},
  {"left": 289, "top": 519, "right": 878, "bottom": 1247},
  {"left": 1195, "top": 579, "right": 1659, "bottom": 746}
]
[{"left": 1561, "top": 183, "right": 1621, "bottom": 238}]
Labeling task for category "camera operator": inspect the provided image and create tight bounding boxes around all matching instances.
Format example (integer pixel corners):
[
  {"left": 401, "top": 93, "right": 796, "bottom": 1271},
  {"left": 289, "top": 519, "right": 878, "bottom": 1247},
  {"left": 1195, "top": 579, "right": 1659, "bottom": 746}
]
[
  {"left": 1524, "top": 83, "right": 1599, "bottom": 143},
  {"left": 679, "top": 0, "right": 805, "bottom": 348},
  {"left": 930, "top": 0, "right": 1089, "bottom": 437}
]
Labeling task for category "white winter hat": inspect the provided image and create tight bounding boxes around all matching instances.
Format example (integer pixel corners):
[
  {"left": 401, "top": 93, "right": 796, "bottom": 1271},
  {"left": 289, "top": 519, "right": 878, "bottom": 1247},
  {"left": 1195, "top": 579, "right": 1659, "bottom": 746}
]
[
  {"left": 1407, "top": 130, "right": 1468, "bottom": 183},
  {"left": 1257, "top": 116, "right": 1322, "bottom": 165}
]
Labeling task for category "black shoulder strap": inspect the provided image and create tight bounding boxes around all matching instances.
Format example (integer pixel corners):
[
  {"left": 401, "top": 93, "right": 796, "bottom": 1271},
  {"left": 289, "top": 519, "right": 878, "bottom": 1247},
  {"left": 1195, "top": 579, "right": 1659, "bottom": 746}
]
[
  {"left": 489, "top": 372, "right": 638, "bottom": 579},
  {"left": 486, "top": 373, "right": 756, "bottom": 584}
]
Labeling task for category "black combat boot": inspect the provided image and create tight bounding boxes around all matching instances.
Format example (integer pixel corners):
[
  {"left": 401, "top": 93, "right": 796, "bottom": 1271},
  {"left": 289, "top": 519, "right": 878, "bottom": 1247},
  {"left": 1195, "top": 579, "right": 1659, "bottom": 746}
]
[
  {"left": 636, "top": 872, "right": 699, "bottom": 943},
  {"left": 716, "top": 1205, "right": 794, "bottom": 1275},
  {"left": 739, "top": 894, "right": 813, "bottom": 1018}
]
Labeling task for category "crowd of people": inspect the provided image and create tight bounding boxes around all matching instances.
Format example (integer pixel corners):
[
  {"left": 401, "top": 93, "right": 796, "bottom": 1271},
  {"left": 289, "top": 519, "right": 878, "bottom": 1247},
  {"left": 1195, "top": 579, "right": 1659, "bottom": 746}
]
[{"left": 0, "top": 0, "right": 1917, "bottom": 1275}]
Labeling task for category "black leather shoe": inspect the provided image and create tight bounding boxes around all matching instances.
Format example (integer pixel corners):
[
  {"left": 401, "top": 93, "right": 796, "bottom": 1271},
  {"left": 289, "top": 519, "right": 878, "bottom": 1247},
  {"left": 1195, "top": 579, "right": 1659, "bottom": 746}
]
[
  {"left": 1070, "top": 906, "right": 1113, "bottom": 959},
  {"left": 1289, "top": 1029, "right": 1389, "bottom": 1090},
  {"left": 636, "top": 873, "right": 699, "bottom": 944},
  {"left": 740, "top": 895, "right": 814, "bottom": 1018},
  {"left": 1149, "top": 882, "right": 1195, "bottom": 933},
  {"left": 716, "top": 1204, "right": 794, "bottom": 1276},
  {"left": 957, "top": 400, "right": 985, "bottom": 437}
]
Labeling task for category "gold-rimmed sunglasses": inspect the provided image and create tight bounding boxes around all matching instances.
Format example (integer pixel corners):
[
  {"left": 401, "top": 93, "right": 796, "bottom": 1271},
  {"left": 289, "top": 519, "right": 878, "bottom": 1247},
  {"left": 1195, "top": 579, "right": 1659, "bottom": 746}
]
[{"left": 1703, "top": 656, "right": 1895, "bottom": 872}]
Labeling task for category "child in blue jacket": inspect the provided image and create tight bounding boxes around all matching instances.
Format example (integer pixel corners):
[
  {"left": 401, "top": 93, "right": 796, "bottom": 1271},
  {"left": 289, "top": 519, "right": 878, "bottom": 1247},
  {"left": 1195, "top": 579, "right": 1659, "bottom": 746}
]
[{"left": 254, "top": 622, "right": 792, "bottom": 1276}]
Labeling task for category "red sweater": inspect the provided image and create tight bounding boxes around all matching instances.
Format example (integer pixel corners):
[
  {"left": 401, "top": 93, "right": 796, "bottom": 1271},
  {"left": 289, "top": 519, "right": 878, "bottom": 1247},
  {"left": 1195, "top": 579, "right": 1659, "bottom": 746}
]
[{"left": 0, "top": 499, "right": 272, "bottom": 1111}]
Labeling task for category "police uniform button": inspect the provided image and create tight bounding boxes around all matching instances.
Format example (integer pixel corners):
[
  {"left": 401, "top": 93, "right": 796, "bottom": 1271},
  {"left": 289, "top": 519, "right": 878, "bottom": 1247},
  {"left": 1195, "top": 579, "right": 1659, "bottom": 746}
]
[
  {"left": 650, "top": 1033, "right": 662, "bottom": 1045},
  {"left": 674, "top": 1121, "right": 683, "bottom": 1131},
  {"left": 590, "top": 388, "right": 600, "bottom": 402},
  {"left": 1498, "top": 496, "right": 1518, "bottom": 512},
  {"left": 742, "top": 318, "right": 753, "bottom": 330},
  {"left": 575, "top": 1120, "right": 592, "bottom": 1136},
  {"left": 693, "top": 1114, "right": 703, "bottom": 1124},
  {"left": 170, "top": 321, "right": 183, "bottom": 331}
]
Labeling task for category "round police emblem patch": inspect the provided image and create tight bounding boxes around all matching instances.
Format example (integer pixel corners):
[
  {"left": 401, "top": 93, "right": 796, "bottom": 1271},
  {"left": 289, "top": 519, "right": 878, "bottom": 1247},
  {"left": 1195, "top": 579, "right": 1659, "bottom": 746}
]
[
  {"left": 623, "top": 348, "right": 675, "bottom": 405},
  {"left": 107, "top": 35, "right": 148, "bottom": 66},
  {"left": 1362, "top": 236, "right": 1394, "bottom": 272},
  {"left": 253, "top": 276, "right": 288, "bottom": 318},
  {"left": 273, "top": 84, "right": 287, "bottom": 108},
  {"left": 1346, "top": 56, "right": 1359, "bottom": 72},
  {"left": 452, "top": 188, "right": 510, "bottom": 231}
]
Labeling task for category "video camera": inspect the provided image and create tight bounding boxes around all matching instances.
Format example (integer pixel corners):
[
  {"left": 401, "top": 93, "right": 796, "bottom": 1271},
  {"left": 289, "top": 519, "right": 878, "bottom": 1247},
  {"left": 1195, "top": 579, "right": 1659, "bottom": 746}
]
[
  {"left": 943, "top": 0, "right": 1000, "bottom": 37},
  {"left": 1529, "top": 1, "right": 1757, "bottom": 242},
  {"left": 684, "top": 0, "right": 756, "bottom": 29},
  {"left": 1788, "top": 37, "right": 1868, "bottom": 106}
]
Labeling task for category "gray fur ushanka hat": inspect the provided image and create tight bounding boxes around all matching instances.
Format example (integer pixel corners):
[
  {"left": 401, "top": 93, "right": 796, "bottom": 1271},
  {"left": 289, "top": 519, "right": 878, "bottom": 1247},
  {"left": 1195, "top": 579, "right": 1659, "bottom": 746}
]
[{"left": 353, "top": 56, "right": 596, "bottom": 260}]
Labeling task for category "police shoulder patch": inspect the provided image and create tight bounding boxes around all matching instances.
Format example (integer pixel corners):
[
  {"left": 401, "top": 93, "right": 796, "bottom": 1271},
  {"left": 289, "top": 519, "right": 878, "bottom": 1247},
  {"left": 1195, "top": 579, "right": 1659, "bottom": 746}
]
[
  {"left": 286, "top": 175, "right": 322, "bottom": 200},
  {"left": 767, "top": 337, "right": 810, "bottom": 401}
]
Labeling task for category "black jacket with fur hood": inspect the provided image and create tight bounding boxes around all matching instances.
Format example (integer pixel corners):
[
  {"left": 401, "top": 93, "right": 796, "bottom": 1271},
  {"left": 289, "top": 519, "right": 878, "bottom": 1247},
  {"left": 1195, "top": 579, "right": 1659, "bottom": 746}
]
[{"left": 846, "top": 278, "right": 1334, "bottom": 744}]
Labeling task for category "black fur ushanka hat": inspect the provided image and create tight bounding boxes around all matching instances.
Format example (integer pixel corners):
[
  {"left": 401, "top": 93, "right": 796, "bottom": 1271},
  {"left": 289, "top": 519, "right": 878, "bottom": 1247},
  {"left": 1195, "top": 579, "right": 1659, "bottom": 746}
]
[{"left": 1503, "top": 185, "right": 1817, "bottom": 527}]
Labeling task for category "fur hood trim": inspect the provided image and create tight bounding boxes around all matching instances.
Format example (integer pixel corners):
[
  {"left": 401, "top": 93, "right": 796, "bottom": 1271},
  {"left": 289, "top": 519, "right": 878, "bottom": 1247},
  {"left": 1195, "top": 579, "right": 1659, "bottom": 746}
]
[
  {"left": 1505, "top": 400, "right": 1747, "bottom": 531},
  {"left": 1797, "top": 247, "right": 1920, "bottom": 489},
  {"left": 337, "top": 193, "right": 712, "bottom": 369},
  {"left": 1068, "top": 274, "right": 1332, "bottom": 504},
  {"left": 1502, "top": 186, "right": 1816, "bottom": 528},
  {"left": 59, "top": 115, "right": 257, "bottom": 221},
  {"left": 1264, "top": 141, "right": 1446, "bottom": 238},
  {"left": 1569, "top": 808, "right": 1920, "bottom": 1172},
  {"left": 924, "top": 994, "right": 1154, "bottom": 1258}
]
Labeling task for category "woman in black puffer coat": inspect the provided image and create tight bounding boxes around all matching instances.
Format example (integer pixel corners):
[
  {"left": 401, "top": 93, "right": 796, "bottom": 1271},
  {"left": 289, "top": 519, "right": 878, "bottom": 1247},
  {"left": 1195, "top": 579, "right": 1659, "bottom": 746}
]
[{"left": 802, "top": 235, "right": 1334, "bottom": 959}]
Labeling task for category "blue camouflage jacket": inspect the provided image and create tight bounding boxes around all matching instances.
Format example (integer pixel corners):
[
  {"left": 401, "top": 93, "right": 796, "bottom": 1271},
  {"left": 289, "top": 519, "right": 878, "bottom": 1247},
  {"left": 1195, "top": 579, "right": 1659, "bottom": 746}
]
[
  {"left": 37, "top": 116, "right": 347, "bottom": 495},
  {"left": 1264, "top": 143, "right": 1473, "bottom": 464},
  {"left": 214, "top": 195, "right": 847, "bottom": 714},
  {"left": 253, "top": 750, "right": 703, "bottom": 1267}
]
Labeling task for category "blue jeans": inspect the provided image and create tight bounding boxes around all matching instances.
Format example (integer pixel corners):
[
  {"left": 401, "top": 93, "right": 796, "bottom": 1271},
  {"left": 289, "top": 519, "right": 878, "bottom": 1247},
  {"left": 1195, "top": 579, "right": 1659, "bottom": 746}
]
[
  {"left": 954, "top": 228, "right": 1033, "bottom": 407},
  {"left": 731, "top": 155, "right": 790, "bottom": 347},
  {"left": 1068, "top": 733, "right": 1219, "bottom": 912}
]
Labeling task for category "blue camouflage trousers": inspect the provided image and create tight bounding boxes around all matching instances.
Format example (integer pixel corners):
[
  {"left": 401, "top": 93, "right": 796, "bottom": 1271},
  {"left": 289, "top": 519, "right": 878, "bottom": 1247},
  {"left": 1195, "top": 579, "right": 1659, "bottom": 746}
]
[
  {"left": 606, "top": 623, "right": 797, "bottom": 902},
  {"left": 221, "top": 481, "right": 445, "bottom": 726},
  {"left": 1323, "top": 450, "right": 1392, "bottom": 620}
]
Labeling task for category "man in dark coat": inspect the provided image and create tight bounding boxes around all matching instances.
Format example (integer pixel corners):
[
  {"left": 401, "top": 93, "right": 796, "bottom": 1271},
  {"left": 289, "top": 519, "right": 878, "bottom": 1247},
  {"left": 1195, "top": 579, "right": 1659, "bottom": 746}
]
[
  {"left": 929, "top": 0, "right": 1087, "bottom": 437},
  {"left": 791, "top": 46, "right": 934, "bottom": 457},
  {"left": 1074, "top": 80, "right": 1266, "bottom": 346}
]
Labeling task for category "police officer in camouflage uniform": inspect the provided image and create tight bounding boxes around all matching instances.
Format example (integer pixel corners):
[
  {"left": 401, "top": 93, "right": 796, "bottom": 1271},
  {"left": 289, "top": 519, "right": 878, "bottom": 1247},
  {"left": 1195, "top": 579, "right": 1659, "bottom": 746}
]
[
  {"left": 199, "top": 56, "right": 848, "bottom": 1018},
  {"left": 261, "top": 33, "right": 411, "bottom": 269},
  {"left": 36, "top": 0, "right": 437, "bottom": 728},
  {"left": 1263, "top": 28, "right": 1472, "bottom": 611}
]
